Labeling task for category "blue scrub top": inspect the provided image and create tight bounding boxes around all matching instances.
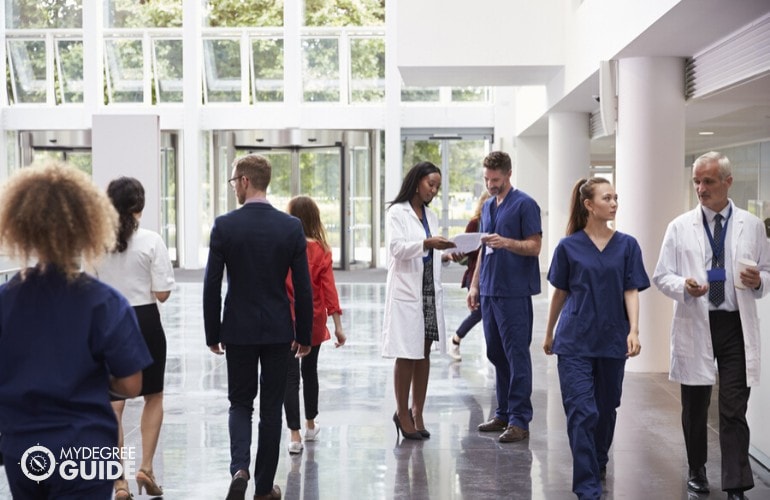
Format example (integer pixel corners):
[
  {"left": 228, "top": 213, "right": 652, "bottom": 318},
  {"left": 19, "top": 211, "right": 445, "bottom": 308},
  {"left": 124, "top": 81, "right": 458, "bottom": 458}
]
[
  {"left": 548, "top": 231, "right": 650, "bottom": 358},
  {"left": 0, "top": 268, "right": 151, "bottom": 459},
  {"left": 479, "top": 188, "right": 542, "bottom": 298}
]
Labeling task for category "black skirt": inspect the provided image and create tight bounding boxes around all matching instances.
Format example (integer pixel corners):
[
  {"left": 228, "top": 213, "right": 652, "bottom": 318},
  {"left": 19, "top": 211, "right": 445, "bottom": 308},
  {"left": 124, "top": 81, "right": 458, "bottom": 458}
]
[
  {"left": 422, "top": 259, "right": 439, "bottom": 342},
  {"left": 111, "top": 303, "right": 167, "bottom": 400}
]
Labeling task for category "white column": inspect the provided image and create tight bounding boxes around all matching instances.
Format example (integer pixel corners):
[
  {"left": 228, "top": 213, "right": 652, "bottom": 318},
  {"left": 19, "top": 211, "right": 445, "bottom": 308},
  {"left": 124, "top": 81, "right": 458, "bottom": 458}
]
[
  {"left": 81, "top": 1, "right": 102, "bottom": 114},
  {"left": 283, "top": 0, "right": 301, "bottom": 123},
  {"left": 181, "top": 2, "right": 202, "bottom": 268},
  {"left": 547, "top": 112, "right": 590, "bottom": 268},
  {"left": 516, "top": 136, "right": 549, "bottom": 271},
  {"left": 615, "top": 57, "right": 686, "bottom": 373},
  {"left": 384, "top": 0, "right": 402, "bottom": 205}
]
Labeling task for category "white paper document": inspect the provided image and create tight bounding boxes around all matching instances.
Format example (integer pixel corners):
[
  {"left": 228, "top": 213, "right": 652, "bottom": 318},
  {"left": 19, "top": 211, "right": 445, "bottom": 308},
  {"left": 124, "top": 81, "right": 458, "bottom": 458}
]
[{"left": 450, "top": 232, "right": 487, "bottom": 254}]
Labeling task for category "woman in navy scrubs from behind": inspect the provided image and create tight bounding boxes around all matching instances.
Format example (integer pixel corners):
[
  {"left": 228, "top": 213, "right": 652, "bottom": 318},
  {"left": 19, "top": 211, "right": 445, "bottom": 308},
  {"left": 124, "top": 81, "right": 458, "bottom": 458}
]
[
  {"left": 544, "top": 177, "right": 650, "bottom": 500},
  {"left": 0, "top": 163, "right": 151, "bottom": 499}
]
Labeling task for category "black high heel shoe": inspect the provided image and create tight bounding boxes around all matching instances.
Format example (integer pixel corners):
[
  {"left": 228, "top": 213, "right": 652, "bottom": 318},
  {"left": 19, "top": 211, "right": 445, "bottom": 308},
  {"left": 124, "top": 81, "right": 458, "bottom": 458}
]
[
  {"left": 409, "top": 408, "right": 430, "bottom": 439},
  {"left": 392, "top": 412, "right": 423, "bottom": 440}
]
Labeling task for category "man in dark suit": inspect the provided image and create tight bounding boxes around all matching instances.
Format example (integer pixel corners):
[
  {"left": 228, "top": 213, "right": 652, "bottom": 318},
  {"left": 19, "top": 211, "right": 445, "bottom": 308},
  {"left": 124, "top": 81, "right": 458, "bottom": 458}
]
[{"left": 203, "top": 154, "right": 313, "bottom": 500}]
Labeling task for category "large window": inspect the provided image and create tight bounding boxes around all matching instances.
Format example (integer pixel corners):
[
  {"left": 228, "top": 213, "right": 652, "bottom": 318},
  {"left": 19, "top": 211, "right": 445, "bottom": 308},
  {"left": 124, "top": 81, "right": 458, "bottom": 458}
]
[
  {"left": 5, "top": 0, "right": 82, "bottom": 29},
  {"left": 350, "top": 36, "right": 385, "bottom": 103},
  {"left": 4, "top": 1, "right": 387, "bottom": 107},
  {"left": 153, "top": 39, "right": 184, "bottom": 103},
  {"left": 6, "top": 38, "right": 47, "bottom": 103},
  {"left": 303, "top": 0, "right": 384, "bottom": 27},
  {"left": 202, "top": 38, "right": 243, "bottom": 103},
  {"left": 402, "top": 131, "right": 492, "bottom": 238},
  {"left": 204, "top": 0, "right": 283, "bottom": 27},
  {"left": 251, "top": 37, "right": 284, "bottom": 102},
  {"left": 402, "top": 86, "right": 491, "bottom": 104},
  {"left": 104, "top": 0, "right": 183, "bottom": 28},
  {"left": 104, "top": 38, "right": 145, "bottom": 103},
  {"left": 302, "top": 36, "right": 339, "bottom": 102}
]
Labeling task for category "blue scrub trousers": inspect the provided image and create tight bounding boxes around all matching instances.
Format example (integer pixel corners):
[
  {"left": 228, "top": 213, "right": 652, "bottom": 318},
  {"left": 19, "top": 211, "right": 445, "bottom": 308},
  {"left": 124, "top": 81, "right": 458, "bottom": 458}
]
[
  {"left": 3, "top": 456, "right": 113, "bottom": 500},
  {"left": 557, "top": 355, "right": 626, "bottom": 500},
  {"left": 481, "top": 295, "right": 533, "bottom": 429}
]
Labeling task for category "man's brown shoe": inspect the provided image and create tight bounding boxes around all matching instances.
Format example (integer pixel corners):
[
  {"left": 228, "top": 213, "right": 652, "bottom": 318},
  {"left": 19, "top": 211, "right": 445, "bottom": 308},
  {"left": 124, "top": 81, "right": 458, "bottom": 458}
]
[
  {"left": 477, "top": 417, "right": 507, "bottom": 432},
  {"left": 226, "top": 469, "right": 249, "bottom": 500},
  {"left": 254, "top": 484, "right": 281, "bottom": 499},
  {"left": 498, "top": 425, "right": 529, "bottom": 442}
]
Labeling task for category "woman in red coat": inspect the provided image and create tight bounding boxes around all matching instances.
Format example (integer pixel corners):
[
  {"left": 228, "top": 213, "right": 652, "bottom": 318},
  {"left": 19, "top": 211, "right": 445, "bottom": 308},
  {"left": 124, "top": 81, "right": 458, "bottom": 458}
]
[
  {"left": 284, "top": 196, "right": 346, "bottom": 454},
  {"left": 449, "top": 192, "right": 489, "bottom": 361}
]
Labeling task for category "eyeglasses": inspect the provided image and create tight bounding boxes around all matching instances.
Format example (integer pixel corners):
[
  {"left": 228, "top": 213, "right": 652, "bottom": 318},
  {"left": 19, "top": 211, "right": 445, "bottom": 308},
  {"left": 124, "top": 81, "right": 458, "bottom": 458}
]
[{"left": 227, "top": 175, "right": 243, "bottom": 187}]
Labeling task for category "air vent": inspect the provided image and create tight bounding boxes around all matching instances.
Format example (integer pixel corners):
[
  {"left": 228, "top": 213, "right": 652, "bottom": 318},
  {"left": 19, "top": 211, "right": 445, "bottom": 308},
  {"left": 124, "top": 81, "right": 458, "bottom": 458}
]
[
  {"left": 589, "top": 110, "right": 605, "bottom": 139},
  {"left": 686, "top": 13, "right": 770, "bottom": 99}
]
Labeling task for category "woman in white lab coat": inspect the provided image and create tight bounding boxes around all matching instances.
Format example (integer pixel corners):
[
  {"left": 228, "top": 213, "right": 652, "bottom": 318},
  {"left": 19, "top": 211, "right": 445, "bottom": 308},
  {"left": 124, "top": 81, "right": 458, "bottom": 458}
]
[{"left": 382, "top": 161, "right": 455, "bottom": 440}]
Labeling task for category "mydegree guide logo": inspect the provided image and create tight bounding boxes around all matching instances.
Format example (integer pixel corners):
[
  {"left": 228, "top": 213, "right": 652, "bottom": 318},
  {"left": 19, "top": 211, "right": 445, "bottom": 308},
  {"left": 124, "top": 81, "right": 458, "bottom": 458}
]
[{"left": 19, "top": 444, "right": 137, "bottom": 482}]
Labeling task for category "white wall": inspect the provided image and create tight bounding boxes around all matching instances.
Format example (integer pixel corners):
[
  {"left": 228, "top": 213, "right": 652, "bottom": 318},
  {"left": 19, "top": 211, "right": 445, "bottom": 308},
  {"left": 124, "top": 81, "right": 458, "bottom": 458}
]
[
  {"left": 91, "top": 114, "right": 161, "bottom": 234},
  {"left": 514, "top": 136, "right": 549, "bottom": 272},
  {"left": 397, "top": 0, "right": 565, "bottom": 86},
  {"left": 748, "top": 294, "right": 770, "bottom": 468}
]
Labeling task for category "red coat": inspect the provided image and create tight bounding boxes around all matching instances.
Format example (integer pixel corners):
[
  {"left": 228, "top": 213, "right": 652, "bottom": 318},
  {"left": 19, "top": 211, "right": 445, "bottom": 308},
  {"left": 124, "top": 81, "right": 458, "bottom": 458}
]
[
  {"left": 461, "top": 217, "right": 481, "bottom": 289},
  {"left": 286, "top": 240, "right": 342, "bottom": 346}
]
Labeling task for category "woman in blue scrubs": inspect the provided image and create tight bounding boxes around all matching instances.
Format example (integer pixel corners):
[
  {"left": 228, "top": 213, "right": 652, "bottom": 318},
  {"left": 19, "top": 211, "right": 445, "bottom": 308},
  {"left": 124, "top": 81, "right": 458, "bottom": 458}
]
[
  {"left": 0, "top": 163, "right": 151, "bottom": 500},
  {"left": 544, "top": 177, "right": 650, "bottom": 500}
]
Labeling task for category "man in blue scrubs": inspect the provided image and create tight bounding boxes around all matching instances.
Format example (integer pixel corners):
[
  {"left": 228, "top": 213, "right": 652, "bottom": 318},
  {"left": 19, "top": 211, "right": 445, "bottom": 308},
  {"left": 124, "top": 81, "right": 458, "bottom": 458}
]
[{"left": 468, "top": 150, "right": 542, "bottom": 442}]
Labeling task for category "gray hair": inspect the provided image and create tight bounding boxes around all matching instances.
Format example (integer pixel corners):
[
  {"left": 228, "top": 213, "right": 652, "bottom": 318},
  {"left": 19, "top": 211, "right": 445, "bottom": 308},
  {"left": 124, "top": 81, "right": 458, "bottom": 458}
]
[{"left": 693, "top": 151, "right": 731, "bottom": 180}]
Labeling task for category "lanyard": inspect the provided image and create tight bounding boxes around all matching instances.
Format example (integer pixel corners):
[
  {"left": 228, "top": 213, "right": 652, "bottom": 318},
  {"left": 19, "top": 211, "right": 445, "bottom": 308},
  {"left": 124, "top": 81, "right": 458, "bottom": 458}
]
[
  {"left": 702, "top": 205, "right": 732, "bottom": 264},
  {"left": 421, "top": 206, "right": 432, "bottom": 263}
]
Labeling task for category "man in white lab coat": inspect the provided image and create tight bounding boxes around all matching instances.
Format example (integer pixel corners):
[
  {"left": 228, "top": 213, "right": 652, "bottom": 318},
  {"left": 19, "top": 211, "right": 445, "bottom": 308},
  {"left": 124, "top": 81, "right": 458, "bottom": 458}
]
[{"left": 653, "top": 151, "right": 770, "bottom": 500}]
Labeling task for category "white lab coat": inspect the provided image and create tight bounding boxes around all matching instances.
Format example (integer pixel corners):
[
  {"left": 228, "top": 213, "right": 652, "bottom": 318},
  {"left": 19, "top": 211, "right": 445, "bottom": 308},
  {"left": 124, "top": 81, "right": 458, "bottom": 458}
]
[
  {"left": 653, "top": 202, "right": 770, "bottom": 386},
  {"left": 382, "top": 202, "right": 447, "bottom": 359}
]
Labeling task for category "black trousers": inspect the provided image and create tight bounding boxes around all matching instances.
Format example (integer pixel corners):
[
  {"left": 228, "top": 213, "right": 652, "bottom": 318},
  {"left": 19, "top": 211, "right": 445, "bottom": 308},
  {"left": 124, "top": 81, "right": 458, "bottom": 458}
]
[
  {"left": 681, "top": 311, "right": 753, "bottom": 492},
  {"left": 284, "top": 345, "right": 321, "bottom": 430},
  {"left": 226, "top": 342, "right": 292, "bottom": 496}
]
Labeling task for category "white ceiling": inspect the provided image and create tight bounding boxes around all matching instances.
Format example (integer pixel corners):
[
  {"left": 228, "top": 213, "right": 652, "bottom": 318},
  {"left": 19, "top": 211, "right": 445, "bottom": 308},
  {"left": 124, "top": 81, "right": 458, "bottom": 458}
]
[{"left": 523, "top": 0, "right": 770, "bottom": 158}]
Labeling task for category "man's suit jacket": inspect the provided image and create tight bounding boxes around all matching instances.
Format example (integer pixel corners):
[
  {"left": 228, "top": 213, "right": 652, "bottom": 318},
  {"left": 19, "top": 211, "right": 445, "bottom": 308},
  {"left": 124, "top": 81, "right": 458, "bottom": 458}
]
[{"left": 203, "top": 201, "right": 313, "bottom": 347}]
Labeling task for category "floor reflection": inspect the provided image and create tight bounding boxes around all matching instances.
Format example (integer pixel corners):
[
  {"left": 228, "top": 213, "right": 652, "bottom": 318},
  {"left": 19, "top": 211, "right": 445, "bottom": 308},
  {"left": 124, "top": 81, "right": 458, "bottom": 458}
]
[{"left": 2, "top": 271, "right": 770, "bottom": 499}]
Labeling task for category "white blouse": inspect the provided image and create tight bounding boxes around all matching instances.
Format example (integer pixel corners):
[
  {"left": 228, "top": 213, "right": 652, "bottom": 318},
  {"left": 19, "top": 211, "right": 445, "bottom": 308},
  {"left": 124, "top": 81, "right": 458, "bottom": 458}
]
[{"left": 95, "top": 228, "right": 175, "bottom": 306}]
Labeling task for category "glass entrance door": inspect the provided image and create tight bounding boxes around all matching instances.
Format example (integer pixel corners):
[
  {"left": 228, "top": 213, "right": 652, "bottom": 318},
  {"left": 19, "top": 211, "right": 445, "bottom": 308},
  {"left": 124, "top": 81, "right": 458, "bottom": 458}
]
[
  {"left": 214, "top": 129, "right": 378, "bottom": 270},
  {"left": 236, "top": 146, "right": 343, "bottom": 266},
  {"left": 402, "top": 131, "right": 492, "bottom": 238},
  {"left": 349, "top": 143, "right": 372, "bottom": 265}
]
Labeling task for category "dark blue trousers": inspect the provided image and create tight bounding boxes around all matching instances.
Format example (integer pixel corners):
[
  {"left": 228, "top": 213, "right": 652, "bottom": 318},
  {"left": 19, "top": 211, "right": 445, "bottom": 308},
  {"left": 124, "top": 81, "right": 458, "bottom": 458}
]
[
  {"left": 226, "top": 342, "right": 291, "bottom": 496},
  {"left": 456, "top": 307, "right": 482, "bottom": 339},
  {"left": 557, "top": 355, "right": 626, "bottom": 500},
  {"left": 481, "top": 296, "right": 533, "bottom": 429},
  {"left": 3, "top": 455, "right": 112, "bottom": 500}
]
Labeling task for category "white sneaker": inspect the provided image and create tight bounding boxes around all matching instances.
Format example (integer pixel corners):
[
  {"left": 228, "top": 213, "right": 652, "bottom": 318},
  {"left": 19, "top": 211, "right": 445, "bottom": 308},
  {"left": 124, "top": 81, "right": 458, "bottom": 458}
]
[
  {"left": 449, "top": 342, "right": 462, "bottom": 361},
  {"left": 288, "top": 441, "right": 303, "bottom": 454},
  {"left": 304, "top": 426, "right": 320, "bottom": 442}
]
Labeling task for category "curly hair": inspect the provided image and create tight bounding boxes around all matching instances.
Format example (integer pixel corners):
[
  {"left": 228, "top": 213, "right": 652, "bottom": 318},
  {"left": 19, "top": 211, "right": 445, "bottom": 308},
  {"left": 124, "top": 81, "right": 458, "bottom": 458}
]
[
  {"left": 483, "top": 151, "right": 512, "bottom": 174},
  {"left": 0, "top": 162, "right": 118, "bottom": 279},
  {"left": 107, "top": 177, "right": 145, "bottom": 253}
]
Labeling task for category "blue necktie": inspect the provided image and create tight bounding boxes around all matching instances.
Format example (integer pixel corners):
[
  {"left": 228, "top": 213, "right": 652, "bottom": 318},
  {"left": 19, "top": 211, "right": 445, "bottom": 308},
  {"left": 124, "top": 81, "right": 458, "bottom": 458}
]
[{"left": 709, "top": 214, "right": 724, "bottom": 306}]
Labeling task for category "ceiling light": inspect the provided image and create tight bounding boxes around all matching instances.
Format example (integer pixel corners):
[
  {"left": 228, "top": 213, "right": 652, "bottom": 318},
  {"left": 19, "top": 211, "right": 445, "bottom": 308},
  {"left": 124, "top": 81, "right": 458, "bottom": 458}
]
[{"left": 698, "top": 131, "right": 715, "bottom": 136}]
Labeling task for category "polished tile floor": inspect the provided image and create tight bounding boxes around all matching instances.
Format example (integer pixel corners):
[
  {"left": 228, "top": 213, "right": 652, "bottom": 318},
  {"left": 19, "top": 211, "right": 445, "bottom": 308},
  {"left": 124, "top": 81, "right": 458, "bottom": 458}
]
[{"left": 2, "top": 268, "right": 770, "bottom": 499}]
